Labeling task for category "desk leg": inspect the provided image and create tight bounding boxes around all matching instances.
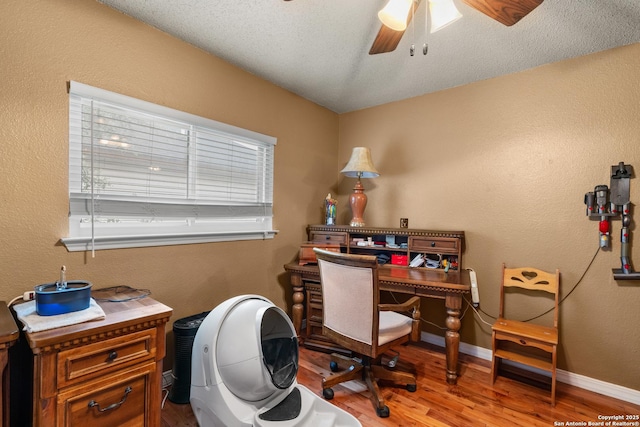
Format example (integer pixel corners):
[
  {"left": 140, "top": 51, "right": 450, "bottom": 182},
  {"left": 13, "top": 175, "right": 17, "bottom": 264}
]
[
  {"left": 445, "top": 294, "right": 462, "bottom": 384},
  {"left": 290, "top": 272, "right": 304, "bottom": 339}
]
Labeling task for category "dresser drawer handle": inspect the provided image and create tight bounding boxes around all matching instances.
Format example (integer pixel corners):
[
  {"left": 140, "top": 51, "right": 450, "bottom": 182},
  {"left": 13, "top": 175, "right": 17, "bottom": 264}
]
[
  {"left": 107, "top": 351, "right": 118, "bottom": 361},
  {"left": 88, "top": 386, "right": 132, "bottom": 413}
]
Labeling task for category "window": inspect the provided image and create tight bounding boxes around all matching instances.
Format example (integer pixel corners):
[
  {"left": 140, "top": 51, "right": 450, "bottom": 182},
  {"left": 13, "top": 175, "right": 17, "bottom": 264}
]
[{"left": 61, "top": 82, "right": 277, "bottom": 252}]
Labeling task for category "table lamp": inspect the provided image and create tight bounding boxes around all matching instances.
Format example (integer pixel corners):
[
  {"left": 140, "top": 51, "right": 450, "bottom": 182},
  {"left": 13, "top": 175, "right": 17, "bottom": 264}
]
[{"left": 340, "top": 147, "right": 379, "bottom": 227}]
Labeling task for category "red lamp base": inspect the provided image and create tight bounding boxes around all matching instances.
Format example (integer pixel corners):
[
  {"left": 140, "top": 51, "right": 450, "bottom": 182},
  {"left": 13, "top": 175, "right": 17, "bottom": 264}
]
[{"left": 348, "top": 180, "right": 367, "bottom": 227}]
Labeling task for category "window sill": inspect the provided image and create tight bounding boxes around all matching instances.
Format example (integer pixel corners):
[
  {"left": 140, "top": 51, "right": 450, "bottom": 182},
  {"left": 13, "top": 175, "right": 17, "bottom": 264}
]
[{"left": 60, "top": 230, "right": 278, "bottom": 252}]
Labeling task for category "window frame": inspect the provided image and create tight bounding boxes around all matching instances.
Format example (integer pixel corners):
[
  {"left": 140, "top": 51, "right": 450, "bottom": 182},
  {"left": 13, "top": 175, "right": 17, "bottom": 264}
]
[{"left": 61, "top": 81, "right": 277, "bottom": 252}]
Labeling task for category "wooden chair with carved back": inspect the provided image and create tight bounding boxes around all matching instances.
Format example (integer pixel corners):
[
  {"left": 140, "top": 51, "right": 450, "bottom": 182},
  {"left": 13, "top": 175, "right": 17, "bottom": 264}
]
[
  {"left": 491, "top": 263, "right": 561, "bottom": 406},
  {"left": 313, "top": 248, "right": 421, "bottom": 418}
]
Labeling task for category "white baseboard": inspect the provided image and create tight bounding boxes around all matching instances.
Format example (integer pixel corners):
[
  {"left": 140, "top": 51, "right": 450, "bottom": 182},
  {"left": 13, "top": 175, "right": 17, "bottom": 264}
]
[{"left": 420, "top": 332, "right": 640, "bottom": 406}]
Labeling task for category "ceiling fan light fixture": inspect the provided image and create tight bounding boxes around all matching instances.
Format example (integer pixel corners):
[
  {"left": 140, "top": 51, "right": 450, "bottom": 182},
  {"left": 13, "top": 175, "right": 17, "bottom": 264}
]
[
  {"left": 429, "top": 0, "right": 462, "bottom": 33},
  {"left": 378, "top": 0, "right": 414, "bottom": 32}
]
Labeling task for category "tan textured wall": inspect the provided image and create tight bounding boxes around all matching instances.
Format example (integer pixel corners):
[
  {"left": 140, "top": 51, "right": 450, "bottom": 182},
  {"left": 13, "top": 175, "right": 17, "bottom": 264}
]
[
  {"left": 338, "top": 43, "right": 640, "bottom": 390},
  {"left": 0, "top": 0, "right": 338, "bottom": 368},
  {"left": 2, "top": 0, "right": 638, "bottom": 393}
]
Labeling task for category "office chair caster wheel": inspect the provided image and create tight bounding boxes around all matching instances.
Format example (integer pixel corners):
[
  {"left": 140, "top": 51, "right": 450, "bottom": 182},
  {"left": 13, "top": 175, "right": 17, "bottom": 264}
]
[
  {"left": 376, "top": 405, "right": 390, "bottom": 418},
  {"left": 322, "top": 388, "right": 334, "bottom": 400},
  {"left": 406, "top": 384, "right": 417, "bottom": 392},
  {"left": 329, "top": 361, "right": 339, "bottom": 372}
]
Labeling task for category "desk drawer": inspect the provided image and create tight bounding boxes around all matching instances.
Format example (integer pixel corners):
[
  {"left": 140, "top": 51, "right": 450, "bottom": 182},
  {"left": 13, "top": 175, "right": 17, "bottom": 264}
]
[
  {"left": 309, "top": 231, "right": 348, "bottom": 245},
  {"left": 57, "top": 329, "right": 156, "bottom": 389},
  {"left": 409, "top": 237, "right": 459, "bottom": 254},
  {"left": 299, "top": 243, "right": 341, "bottom": 265}
]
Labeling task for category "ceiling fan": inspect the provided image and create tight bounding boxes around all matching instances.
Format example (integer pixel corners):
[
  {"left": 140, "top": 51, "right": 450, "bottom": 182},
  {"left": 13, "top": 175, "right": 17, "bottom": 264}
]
[
  {"left": 283, "top": 0, "right": 543, "bottom": 54},
  {"left": 369, "top": 0, "right": 544, "bottom": 54}
]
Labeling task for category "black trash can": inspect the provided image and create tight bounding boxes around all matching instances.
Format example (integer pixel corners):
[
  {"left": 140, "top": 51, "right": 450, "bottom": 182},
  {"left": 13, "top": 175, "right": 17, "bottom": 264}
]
[{"left": 168, "top": 311, "right": 210, "bottom": 404}]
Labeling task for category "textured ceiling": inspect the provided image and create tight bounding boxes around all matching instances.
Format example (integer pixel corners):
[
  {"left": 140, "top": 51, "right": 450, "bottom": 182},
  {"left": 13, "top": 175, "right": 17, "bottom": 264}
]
[{"left": 97, "top": 0, "right": 640, "bottom": 113}]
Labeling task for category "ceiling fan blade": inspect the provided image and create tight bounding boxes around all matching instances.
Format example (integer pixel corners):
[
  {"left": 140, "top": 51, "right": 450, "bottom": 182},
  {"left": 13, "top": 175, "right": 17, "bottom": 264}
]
[
  {"left": 462, "top": 0, "right": 543, "bottom": 26},
  {"left": 369, "top": 25, "right": 407, "bottom": 55},
  {"left": 369, "top": 0, "right": 422, "bottom": 55}
]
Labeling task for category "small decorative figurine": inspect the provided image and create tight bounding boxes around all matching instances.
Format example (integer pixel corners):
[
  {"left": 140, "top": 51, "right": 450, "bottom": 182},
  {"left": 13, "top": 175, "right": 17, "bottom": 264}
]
[{"left": 325, "top": 193, "right": 337, "bottom": 225}]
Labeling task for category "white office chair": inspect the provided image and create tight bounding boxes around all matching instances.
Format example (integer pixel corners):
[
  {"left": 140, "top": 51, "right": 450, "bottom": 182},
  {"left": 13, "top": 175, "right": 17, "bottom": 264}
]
[{"left": 190, "top": 295, "right": 362, "bottom": 427}]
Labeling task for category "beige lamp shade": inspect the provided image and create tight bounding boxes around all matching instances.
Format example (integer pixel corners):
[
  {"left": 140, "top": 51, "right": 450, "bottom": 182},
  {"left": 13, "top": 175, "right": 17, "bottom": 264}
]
[
  {"left": 340, "top": 147, "right": 380, "bottom": 178},
  {"left": 341, "top": 147, "right": 379, "bottom": 227}
]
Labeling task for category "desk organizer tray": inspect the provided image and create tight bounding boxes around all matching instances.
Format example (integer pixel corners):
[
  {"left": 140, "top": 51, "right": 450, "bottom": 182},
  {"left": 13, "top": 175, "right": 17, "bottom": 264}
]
[{"left": 35, "top": 280, "right": 92, "bottom": 316}]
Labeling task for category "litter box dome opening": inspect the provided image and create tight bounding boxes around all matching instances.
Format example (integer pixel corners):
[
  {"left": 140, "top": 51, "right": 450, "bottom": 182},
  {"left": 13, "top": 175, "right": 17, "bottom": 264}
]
[{"left": 216, "top": 298, "right": 298, "bottom": 402}]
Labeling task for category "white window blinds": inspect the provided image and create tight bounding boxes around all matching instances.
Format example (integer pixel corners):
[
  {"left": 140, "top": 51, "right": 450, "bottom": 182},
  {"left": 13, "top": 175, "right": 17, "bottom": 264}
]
[{"left": 62, "top": 82, "right": 277, "bottom": 252}]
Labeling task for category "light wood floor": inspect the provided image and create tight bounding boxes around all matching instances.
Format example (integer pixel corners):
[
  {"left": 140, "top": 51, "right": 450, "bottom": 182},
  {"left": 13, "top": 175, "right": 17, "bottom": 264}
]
[{"left": 161, "top": 341, "right": 640, "bottom": 426}]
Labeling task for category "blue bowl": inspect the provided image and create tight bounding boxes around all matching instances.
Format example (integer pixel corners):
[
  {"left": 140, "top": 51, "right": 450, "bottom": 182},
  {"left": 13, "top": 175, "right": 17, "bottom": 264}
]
[{"left": 35, "top": 280, "right": 92, "bottom": 316}]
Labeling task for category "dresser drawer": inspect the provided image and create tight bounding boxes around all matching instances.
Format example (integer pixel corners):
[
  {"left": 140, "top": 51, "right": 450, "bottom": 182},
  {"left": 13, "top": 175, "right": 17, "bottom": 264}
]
[
  {"left": 309, "top": 231, "right": 348, "bottom": 245},
  {"left": 57, "top": 362, "right": 153, "bottom": 427},
  {"left": 409, "top": 236, "right": 459, "bottom": 254},
  {"left": 57, "top": 329, "right": 156, "bottom": 389}
]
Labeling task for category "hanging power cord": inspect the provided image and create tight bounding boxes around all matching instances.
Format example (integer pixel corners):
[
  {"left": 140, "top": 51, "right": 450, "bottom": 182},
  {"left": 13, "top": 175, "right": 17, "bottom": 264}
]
[
  {"left": 7, "top": 291, "right": 35, "bottom": 307},
  {"left": 388, "top": 245, "right": 601, "bottom": 331},
  {"left": 409, "top": 1, "right": 416, "bottom": 56},
  {"left": 463, "top": 294, "right": 494, "bottom": 327},
  {"left": 389, "top": 290, "right": 451, "bottom": 331},
  {"left": 477, "top": 246, "right": 601, "bottom": 323},
  {"left": 161, "top": 387, "right": 170, "bottom": 409}
]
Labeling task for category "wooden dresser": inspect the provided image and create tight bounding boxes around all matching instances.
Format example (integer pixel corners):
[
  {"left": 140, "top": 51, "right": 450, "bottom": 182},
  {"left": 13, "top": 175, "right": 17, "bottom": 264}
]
[{"left": 16, "top": 291, "right": 172, "bottom": 427}]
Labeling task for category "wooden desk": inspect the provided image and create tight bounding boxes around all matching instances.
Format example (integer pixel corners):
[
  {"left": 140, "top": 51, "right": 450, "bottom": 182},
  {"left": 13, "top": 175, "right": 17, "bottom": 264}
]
[
  {"left": 0, "top": 303, "right": 19, "bottom": 427},
  {"left": 284, "top": 263, "right": 470, "bottom": 384}
]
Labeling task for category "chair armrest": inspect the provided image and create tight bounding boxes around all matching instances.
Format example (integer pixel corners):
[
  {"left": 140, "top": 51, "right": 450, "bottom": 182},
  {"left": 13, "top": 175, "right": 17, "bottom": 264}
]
[
  {"left": 379, "top": 296, "right": 420, "bottom": 315},
  {"left": 379, "top": 296, "right": 421, "bottom": 341}
]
